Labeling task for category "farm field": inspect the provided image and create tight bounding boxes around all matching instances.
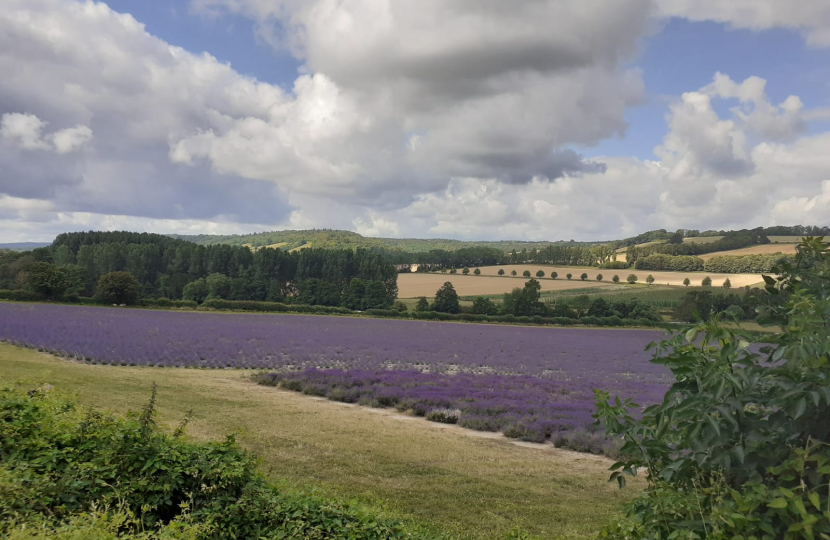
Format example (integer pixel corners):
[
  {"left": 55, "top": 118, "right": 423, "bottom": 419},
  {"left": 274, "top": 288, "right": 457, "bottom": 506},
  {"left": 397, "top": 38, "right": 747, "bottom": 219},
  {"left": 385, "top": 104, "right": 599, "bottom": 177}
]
[
  {"left": 540, "top": 285, "right": 708, "bottom": 309},
  {"left": 0, "top": 302, "right": 667, "bottom": 444},
  {"left": 768, "top": 235, "right": 805, "bottom": 243},
  {"left": 397, "top": 272, "right": 609, "bottom": 297},
  {"left": 698, "top": 243, "right": 797, "bottom": 260},
  {"left": 0, "top": 343, "right": 642, "bottom": 539},
  {"left": 466, "top": 264, "right": 762, "bottom": 287}
]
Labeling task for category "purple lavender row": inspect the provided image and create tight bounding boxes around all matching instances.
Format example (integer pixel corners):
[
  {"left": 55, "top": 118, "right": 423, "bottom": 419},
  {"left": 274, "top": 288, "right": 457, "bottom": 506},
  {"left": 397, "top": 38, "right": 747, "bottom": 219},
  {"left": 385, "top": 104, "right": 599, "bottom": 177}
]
[
  {"left": 0, "top": 303, "right": 667, "bottom": 380},
  {"left": 0, "top": 303, "right": 670, "bottom": 452},
  {"left": 255, "top": 368, "right": 667, "bottom": 451}
]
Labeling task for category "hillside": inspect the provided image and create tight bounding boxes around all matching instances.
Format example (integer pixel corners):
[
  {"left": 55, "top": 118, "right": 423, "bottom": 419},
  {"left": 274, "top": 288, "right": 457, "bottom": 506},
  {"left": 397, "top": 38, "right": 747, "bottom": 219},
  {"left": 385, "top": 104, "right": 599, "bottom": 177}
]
[
  {"left": 0, "top": 242, "right": 50, "bottom": 251},
  {"left": 171, "top": 225, "right": 827, "bottom": 256},
  {"left": 171, "top": 229, "right": 598, "bottom": 253}
]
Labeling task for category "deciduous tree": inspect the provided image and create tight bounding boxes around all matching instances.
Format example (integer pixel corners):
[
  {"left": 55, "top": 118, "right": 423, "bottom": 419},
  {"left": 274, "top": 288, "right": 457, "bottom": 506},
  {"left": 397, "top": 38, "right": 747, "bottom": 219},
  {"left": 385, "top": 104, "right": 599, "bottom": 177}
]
[
  {"left": 432, "top": 282, "right": 460, "bottom": 314},
  {"left": 95, "top": 271, "right": 140, "bottom": 305}
]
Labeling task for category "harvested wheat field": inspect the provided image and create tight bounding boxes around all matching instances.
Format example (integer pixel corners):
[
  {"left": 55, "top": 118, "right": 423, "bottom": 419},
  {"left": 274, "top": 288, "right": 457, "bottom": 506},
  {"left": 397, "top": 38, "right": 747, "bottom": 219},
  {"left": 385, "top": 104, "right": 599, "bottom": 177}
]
[
  {"left": 397, "top": 273, "right": 608, "bottom": 298},
  {"left": 467, "top": 265, "right": 762, "bottom": 288},
  {"left": 699, "top": 244, "right": 797, "bottom": 260}
]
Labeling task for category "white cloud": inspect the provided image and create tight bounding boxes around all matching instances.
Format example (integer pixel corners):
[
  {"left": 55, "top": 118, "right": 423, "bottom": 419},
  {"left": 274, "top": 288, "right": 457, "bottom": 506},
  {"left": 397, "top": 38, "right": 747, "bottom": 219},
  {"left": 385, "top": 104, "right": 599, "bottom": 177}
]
[
  {"left": 352, "top": 213, "right": 400, "bottom": 238},
  {"left": 183, "top": 0, "right": 650, "bottom": 190},
  {"left": 1, "top": 0, "right": 830, "bottom": 243},
  {"left": 772, "top": 180, "right": 830, "bottom": 224},
  {"left": 656, "top": 0, "right": 830, "bottom": 47},
  {"left": 51, "top": 125, "right": 93, "bottom": 154},
  {"left": 1, "top": 113, "right": 51, "bottom": 150},
  {"left": 1, "top": 112, "right": 93, "bottom": 154}
]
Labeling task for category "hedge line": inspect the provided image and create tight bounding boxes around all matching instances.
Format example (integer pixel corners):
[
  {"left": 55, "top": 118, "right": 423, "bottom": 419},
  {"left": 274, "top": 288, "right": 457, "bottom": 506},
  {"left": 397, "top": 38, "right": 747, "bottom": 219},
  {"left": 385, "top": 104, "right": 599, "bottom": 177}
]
[
  {"left": 703, "top": 253, "right": 793, "bottom": 273},
  {"left": 198, "top": 298, "right": 353, "bottom": 315},
  {"left": 364, "top": 308, "right": 666, "bottom": 328},
  {"left": 634, "top": 254, "right": 704, "bottom": 272}
]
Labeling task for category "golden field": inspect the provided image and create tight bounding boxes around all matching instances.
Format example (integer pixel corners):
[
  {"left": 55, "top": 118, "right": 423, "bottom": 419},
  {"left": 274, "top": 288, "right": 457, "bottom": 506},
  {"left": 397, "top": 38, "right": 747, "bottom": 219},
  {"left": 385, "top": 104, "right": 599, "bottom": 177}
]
[
  {"left": 398, "top": 265, "right": 763, "bottom": 297},
  {"left": 698, "top": 244, "right": 797, "bottom": 260},
  {"left": 397, "top": 273, "right": 608, "bottom": 298}
]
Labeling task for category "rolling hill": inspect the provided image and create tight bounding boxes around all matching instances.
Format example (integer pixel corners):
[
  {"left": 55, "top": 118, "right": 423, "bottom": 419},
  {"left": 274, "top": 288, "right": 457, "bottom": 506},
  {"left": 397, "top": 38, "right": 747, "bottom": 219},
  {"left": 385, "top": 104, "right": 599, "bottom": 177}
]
[{"left": 170, "top": 229, "right": 599, "bottom": 253}]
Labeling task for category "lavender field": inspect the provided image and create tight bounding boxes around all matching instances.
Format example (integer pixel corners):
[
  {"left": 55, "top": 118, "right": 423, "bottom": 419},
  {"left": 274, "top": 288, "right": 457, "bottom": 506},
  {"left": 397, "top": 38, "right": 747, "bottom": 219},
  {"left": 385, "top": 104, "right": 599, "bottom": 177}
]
[{"left": 0, "top": 303, "right": 670, "bottom": 447}]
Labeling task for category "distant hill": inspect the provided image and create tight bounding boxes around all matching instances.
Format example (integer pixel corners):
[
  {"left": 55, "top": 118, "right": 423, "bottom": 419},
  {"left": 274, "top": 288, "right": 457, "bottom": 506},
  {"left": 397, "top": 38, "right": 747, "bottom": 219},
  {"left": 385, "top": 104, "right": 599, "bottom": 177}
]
[
  {"left": 0, "top": 242, "right": 50, "bottom": 251},
  {"left": 169, "top": 229, "right": 599, "bottom": 253}
]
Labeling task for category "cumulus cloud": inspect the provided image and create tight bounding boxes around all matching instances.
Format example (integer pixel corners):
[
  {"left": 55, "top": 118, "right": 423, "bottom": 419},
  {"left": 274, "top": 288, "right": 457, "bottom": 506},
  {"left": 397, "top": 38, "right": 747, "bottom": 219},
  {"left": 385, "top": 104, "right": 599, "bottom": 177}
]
[
  {"left": 1, "top": 113, "right": 51, "bottom": 150},
  {"left": 772, "top": 180, "right": 830, "bottom": 224},
  {"left": 0, "top": 0, "right": 294, "bottom": 228},
  {"left": 2, "top": 0, "right": 830, "bottom": 242},
  {"left": 656, "top": 0, "right": 830, "bottom": 47},
  {"left": 184, "top": 0, "right": 650, "bottom": 189},
  {"left": 352, "top": 213, "right": 400, "bottom": 238},
  {"left": 1, "top": 113, "right": 93, "bottom": 153}
]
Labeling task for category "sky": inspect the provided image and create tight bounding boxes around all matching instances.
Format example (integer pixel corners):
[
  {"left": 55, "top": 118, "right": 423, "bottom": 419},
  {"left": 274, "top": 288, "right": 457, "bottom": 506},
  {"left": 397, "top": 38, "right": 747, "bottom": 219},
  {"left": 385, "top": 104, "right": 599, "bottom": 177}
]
[{"left": 2, "top": 0, "right": 830, "bottom": 242}]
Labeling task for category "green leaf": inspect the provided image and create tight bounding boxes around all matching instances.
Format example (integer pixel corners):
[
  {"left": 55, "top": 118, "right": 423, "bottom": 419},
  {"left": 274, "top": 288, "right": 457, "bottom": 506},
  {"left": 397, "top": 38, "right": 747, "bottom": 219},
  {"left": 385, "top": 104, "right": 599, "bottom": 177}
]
[
  {"left": 706, "top": 415, "right": 721, "bottom": 437},
  {"left": 768, "top": 498, "right": 788, "bottom": 509},
  {"left": 793, "top": 397, "right": 807, "bottom": 419},
  {"left": 808, "top": 492, "right": 821, "bottom": 510}
]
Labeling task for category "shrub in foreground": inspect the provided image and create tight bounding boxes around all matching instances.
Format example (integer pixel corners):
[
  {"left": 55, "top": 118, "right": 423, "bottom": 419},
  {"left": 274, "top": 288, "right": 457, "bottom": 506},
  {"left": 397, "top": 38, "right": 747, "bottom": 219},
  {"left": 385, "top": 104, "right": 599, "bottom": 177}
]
[
  {"left": 0, "top": 383, "right": 431, "bottom": 540},
  {"left": 596, "top": 237, "right": 830, "bottom": 539}
]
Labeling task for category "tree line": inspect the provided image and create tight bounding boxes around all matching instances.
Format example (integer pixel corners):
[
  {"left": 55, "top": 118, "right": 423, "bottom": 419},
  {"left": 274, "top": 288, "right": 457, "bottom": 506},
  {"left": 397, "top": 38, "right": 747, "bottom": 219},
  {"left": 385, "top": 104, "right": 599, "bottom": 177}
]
[
  {"left": 625, "top": 228, "right": 771, "bottom": 263},
  {"left": 2, "top": 231, "right": 398, "bottom": 309},
  {"left": 414, "top": 279, "right": 662, "bottom": 323}
]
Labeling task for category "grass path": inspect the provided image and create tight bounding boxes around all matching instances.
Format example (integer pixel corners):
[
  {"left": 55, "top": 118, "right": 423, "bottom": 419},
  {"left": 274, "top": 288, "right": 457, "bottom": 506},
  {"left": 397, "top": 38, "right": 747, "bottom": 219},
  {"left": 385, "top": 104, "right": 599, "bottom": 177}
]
[{"left": 0, "top": 343, "right": 640, "bottom": 539}]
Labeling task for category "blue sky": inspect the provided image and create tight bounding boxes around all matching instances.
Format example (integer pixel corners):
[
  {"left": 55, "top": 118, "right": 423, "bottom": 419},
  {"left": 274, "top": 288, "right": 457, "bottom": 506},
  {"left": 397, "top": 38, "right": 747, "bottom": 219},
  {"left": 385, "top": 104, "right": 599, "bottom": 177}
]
[{"left": 2, "top": 0, "right": 830, "bottom": 241}]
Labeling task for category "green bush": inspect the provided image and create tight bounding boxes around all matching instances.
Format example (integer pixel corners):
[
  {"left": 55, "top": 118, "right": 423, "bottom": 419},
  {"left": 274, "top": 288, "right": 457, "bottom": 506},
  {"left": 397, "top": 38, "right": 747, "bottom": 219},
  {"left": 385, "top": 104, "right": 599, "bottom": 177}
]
[
  {"left": 364, "top": 308, "right": 401, "bottom": 318},
  {"left": 0, "top": 289, "right": 44, "bottom": 302},
  {"left": 600, "top": 261, "right": 629, "bottom": 269},
  {"left": 138, "top": 298, "right": 198, "bottom": 309},
  {"left": 596, "top": 237, "right": 830, "bottom": 539},
  {"left": 199, "top": 299, "right": 350, "bottom": 315},
  {"left": 0, "top": 384, "right": 426, "bottom": 540}
]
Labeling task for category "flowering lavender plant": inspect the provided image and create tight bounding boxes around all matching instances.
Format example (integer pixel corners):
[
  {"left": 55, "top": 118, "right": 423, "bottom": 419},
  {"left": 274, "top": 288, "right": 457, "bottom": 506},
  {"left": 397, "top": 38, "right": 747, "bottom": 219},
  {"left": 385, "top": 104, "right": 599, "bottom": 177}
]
[{"left": 0, "top": 303, "right": 669, "bottom": 451}]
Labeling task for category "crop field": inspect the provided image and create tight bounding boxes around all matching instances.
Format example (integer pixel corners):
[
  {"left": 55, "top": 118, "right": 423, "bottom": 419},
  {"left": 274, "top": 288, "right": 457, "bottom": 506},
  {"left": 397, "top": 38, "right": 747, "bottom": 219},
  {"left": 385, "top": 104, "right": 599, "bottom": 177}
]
[
  {"left": 768, "top": 236, "right": 805, "bottom": 243},
  {"left": 540, "top": 285, "right": 708, "bottom": 309},
  {"left": 0, "top": 302, "right": 668, "bottom": 445},
  {"left": 698, "top": 244, "right": 798, "bottom": 260},
  {"left": 467, "top": 265, "right": 762, "bottom": 288},
  {"left": 397, "top": 272, "right": 608, "bottom": 297}
]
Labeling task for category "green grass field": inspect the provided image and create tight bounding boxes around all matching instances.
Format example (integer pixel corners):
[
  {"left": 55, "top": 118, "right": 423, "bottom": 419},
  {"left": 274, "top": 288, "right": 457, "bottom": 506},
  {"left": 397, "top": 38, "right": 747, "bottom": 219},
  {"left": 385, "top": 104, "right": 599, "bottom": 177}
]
[
  {"left": 0, "top": 343, "right": 639, "bottom": 539},
  {"left": 541, "top": 285, "right": 711, "bottom": 309},
  {"left": 767, "top": 236, "right": 804, "bottom": 243}
]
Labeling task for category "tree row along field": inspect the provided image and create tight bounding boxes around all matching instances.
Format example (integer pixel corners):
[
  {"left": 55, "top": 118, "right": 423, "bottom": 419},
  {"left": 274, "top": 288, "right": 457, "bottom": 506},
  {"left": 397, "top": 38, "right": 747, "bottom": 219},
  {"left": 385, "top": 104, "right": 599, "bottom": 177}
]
[
  {"left": 397, "top": 265, "right": 762, "bottom": 298},
  {"left": 616, "top": 242, "right": 797, "bottom": 262}
]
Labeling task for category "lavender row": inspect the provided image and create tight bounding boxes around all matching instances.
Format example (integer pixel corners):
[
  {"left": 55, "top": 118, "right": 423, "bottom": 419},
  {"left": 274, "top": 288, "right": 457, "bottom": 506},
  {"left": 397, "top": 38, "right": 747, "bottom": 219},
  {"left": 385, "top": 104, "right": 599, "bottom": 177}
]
[
  {"left": 0, "top": 303, "right": 667, "bottom": 383},
  {"left": 255, "top": 368, "right": 667, "bottom": 452}
]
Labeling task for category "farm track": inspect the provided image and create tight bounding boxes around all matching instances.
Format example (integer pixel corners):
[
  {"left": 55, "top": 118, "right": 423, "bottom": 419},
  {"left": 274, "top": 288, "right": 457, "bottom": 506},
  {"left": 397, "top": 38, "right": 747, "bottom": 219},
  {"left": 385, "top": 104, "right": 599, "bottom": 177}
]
[{"left": 0, "top": 343, "right": 640, "bottom": 540}]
